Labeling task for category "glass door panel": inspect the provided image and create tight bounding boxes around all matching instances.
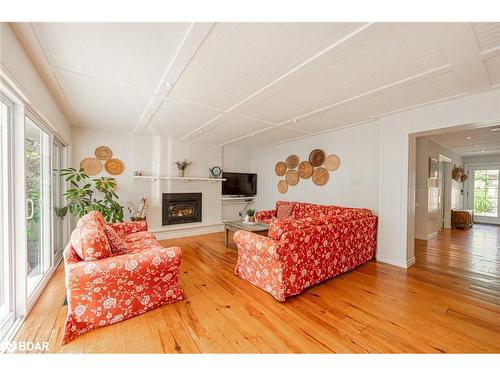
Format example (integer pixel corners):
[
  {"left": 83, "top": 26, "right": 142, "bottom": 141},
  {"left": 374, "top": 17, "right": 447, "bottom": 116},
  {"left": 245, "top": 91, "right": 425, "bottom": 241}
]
[
  {"left": 0, "top": 97, "right": 11, "bottom": 327},
  {"left": 52, "top": 143, "right": 64, "bottom": 262},
  {"left": 473, "top": 169, "right": 499, "bottom": 218},
  {"left": 25, "top": 117, "right": 51, "bottom": 294}
]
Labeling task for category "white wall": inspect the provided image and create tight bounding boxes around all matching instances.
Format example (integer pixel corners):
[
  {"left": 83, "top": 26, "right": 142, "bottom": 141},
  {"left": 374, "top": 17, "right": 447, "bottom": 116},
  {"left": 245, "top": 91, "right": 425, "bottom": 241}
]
[
  {"left": 221, "top": 145, "right": 254, "bottom": 221},
  {"left": 71, "top": 127, "right": 250, "bottom": 237},
  {"left": 249, "top": 89, "right": 499, "bottom": 268},
  {"left": 0, "top": 23, "right": 71, "bottom": 143},
  {"left": 379, "top": 89, "right": 500, "bottom": 268},
  {"left": 250, "top": 121, "right": 380, "bottom": 213},
  {"left": 415, "top": 137, "right": 463, "bottom": 239}
]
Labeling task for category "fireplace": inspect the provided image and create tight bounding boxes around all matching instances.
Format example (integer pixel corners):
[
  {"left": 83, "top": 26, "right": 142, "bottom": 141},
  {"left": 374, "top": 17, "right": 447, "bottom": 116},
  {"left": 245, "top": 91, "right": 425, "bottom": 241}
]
[{"left": 162, "top": 193, "right": 202, "bottom": 226}]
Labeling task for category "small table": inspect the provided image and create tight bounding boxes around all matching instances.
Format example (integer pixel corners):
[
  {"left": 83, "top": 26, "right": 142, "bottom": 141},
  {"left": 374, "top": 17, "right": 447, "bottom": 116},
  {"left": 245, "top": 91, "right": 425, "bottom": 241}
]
[{"left": 224, "top": 220, "right": 269, "bottom": 248}]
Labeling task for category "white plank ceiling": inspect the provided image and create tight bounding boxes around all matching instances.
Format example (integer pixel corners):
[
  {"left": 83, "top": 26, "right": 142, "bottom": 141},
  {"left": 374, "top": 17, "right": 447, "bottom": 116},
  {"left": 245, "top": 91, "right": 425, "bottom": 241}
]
[
  {"left": 430, "top": 124, "right": 500, "bottom": 157},
  {"left": 10, "top": 22, "right": 500, "bottom": 149}
]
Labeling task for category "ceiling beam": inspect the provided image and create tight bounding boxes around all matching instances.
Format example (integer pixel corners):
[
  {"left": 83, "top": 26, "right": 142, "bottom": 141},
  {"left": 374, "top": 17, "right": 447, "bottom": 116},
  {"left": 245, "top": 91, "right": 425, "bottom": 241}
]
[
  {"left": 430, "top": 23, "right": 492, "bottom": 94},
  {"left": 134, "top": 22, "right": 215, "bottom": 134}
]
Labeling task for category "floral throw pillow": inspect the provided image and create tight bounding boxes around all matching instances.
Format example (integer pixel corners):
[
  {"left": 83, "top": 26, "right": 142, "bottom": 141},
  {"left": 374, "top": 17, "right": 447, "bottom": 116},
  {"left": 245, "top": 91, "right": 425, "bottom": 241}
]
[
  {"left": 70, "top": 220, "right": 112, "bottom": 261},
  {"left": 104, "top": 224, "right": 129, "bottom": 255},
  {"left": 276, "top": 204, "right": 293, "bottom": 219}
]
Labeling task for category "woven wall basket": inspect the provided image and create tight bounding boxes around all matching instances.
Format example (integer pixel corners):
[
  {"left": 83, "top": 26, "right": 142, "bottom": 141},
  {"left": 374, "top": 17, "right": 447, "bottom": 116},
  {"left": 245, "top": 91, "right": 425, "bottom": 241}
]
[
  {"left": 277, "top": 180, "right": 288, "bottom": 194},
  {"left": 324, "top": 154, "right": 341, "bottom": 171},
  {"left": 312, "top": 167, "right": 329, "bottom": 186},
  {"left": 309, "top": 149, "right": 325, "bottom": 167},
  {"left": 275, "top": 161, "right": 287, "bottom": 176},
  {"left": 95, "top": 146, "right": 113, "bottom": 160},
  {"left": 285, "top": 154, "right": 300, "bottom": 169},
  {"left": 80, "top": 157, "right": 103, "bottom": 176},
  {"left": 298, "top": 160, "right": 313, "bottom": 179},
  {"left": 286, "top": 169, "right": 299, "bottom": 186},
  {"left": 105, "top": 158, "right": 124, "bottom": 175}
]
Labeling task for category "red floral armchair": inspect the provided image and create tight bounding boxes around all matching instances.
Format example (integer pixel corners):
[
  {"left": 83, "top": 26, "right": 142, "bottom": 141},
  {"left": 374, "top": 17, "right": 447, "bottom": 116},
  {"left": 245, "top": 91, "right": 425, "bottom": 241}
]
[
  {"left": 235, "top": 202, "right": 377, "bottom": 301},
  {"left": 62, "top": 211, "right": 184, "bottom": 344}
]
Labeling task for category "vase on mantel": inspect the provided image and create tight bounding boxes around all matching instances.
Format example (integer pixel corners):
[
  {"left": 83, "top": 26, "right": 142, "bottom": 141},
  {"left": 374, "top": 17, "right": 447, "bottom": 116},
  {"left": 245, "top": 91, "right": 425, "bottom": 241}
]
[{"left": 178, "top": 169, "right": 185, "bottom": 178}]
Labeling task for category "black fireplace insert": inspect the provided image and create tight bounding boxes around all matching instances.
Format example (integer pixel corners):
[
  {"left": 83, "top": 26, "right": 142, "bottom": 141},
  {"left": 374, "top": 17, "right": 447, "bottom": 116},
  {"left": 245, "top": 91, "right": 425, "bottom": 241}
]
[{"left": 162, "top": 193, "right": 202, "bottom": 226}]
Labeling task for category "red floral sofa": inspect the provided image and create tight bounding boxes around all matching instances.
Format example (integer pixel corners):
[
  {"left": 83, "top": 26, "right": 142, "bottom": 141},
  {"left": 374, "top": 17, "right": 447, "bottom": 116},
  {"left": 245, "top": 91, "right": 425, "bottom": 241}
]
[
  {"left": 234, "top": 201, "right": 377, "bottom": 301},
  {"left": 62, "top": 211, "right": 183, "bottom": 344}
]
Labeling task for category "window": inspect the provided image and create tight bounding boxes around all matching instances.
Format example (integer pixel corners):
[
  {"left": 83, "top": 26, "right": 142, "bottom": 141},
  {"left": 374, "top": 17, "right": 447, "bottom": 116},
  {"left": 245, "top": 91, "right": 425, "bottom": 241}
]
[{"left": 473, "top": 169, "right": 499, "bottom": 217}]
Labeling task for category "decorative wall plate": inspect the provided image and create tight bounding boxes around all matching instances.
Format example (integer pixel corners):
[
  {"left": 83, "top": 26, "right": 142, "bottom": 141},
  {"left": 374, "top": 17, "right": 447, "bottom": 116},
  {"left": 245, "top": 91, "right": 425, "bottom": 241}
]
[
  {"left": 324, "top": 154, "right": 341, "bottom": 171},
  {"left": 275, "top": 161, "right": 287, "bottom": 176},
  {"left": 312, "top": 167, "right": 329, "bottom": 186},
  {"left": 104, "top": 158, "right": 124, "bottom": 175},
  {"left": 298, "top": 160, "right": 313, "bottom": 179},
  {"left": 278, "top": 180, "right": 288, "bottom": 194},
  {"left": 95, "top": 146, "right": 113, "bottom": 160},
  {"left": 285, "top": 154, "right": 299, "bottom": 169},
  {"left": 80, "top": 157, "right": 102, "bottom": 176},
  {"left": 309, "top": 149, "right": 325, "bottom": 167},
  {"left": 285, "top": 169, "right": 299, "bottom": 186}
]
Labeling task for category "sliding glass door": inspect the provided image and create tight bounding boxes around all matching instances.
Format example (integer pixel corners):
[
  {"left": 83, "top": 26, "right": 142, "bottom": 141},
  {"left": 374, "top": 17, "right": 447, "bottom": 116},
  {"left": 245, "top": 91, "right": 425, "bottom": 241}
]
[
  {"left": 468, "top": 166, "right": 500, "bottom": 224},
  {"left": 25, "top": 116, "right": 51, "bottom": 296},
  {"left": 52, "top": 142, "right": 65, "bottom": 262},
  {"left": 0, "top": 96, "right": 13, "bottom": 336}
]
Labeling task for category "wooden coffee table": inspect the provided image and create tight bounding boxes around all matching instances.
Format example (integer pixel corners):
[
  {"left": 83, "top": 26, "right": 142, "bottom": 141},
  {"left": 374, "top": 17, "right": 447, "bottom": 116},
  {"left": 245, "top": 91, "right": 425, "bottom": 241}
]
[{"left": 224, "top": 220, "right": 269, "bottom": 248}]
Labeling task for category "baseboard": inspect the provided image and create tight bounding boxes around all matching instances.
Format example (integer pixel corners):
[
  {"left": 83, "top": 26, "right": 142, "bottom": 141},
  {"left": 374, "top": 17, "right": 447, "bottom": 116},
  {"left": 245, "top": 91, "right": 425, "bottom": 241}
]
[
  {"left": 376, "top": 256, "right": 415, "bottom": 269},
  {"left": 153, "top": 223, "right": 224, "bottom": 240},
  {"left": 415, "top": 232, "right": 438, "bottom": 241}
]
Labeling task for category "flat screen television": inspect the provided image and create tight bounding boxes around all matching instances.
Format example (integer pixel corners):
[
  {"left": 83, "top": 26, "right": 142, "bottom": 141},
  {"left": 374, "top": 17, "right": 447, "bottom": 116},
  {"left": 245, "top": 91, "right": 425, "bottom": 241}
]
[{"left": 222, "top": 172, "right": 257, "bottom": 197}]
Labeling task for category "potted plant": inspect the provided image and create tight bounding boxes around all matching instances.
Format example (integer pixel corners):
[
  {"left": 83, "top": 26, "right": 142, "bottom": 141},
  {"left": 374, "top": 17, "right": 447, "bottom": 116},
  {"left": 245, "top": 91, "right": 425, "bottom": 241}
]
[
  {"left": 245, "top": 208, "right": 256, "bottom": 223},
  {"left": 174, "top": 159, "right": 192, "bottom": 177},
  {"left": 58, "top": 168, "right": 124, "bottom": 222}
]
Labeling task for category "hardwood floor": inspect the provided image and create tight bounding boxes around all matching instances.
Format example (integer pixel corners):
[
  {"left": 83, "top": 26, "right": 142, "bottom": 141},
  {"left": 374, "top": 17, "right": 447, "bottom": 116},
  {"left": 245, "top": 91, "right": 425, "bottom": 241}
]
[{"left": 13, "top": 225, "right": 500, "bottom": 353}]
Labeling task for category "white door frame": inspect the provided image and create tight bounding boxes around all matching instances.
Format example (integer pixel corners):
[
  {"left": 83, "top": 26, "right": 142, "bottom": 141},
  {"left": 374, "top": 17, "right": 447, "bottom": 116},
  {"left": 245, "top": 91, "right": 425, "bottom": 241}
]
[{"left": 438, "top": 154, "right": 453, "bottom": 229}]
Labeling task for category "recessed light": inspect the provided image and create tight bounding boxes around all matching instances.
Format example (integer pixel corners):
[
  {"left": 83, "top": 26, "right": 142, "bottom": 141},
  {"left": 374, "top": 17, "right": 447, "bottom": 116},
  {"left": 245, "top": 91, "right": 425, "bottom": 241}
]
[
  {"left": 251, "top": 134, "right": 255, "bottom": 137},
  {"left": 491, "top": 128, "right": 500, "bottom": 132},
  {"left": 481, "top": 150, "right": 485, "bottom": 153},
  {"left": 474, "top": 144, "right": 479, "bottom": 147},
  {"left": 164, "top": 82, "right": 172, "bottom": 87},
  {"left": 292, "top": 120, "right": 297, "bottom": 123},
  {"left": 466, "top": 136, "right": 471, "bottom": 139}
]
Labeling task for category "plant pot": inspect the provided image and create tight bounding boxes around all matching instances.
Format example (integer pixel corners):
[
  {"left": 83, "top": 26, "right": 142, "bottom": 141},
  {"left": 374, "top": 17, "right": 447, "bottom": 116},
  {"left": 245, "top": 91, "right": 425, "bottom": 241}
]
[
  {"left": 248, "top": 215, "right": 255, "bottom": 222},
  {"left": 131, "top": 217, "right": 146, "bottom": 221},
  {"left": 178, "top": 169, "right": 185, "bottom": 177}
]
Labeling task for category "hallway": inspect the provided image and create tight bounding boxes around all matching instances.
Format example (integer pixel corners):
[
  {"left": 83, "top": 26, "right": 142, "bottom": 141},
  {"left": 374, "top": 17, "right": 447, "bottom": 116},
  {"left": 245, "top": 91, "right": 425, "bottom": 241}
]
[{"left": 414, "top": 224, "right": 500, "bottom": 305}]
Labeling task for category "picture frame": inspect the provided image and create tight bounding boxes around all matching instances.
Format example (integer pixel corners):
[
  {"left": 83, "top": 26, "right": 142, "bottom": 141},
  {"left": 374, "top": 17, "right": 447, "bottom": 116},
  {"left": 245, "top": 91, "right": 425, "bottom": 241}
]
[{"left": 429, "top": 157, "right": 438, "bottom": 179}]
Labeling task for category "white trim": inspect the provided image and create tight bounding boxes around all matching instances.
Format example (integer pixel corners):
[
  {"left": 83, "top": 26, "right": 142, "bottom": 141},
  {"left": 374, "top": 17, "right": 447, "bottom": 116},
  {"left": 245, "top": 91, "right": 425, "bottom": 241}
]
[
  {"left": 153, "top": 223, "right": 224, "bottom": 240},
  {"left": 415, "top": 232, "right": 438, "bottom": 241},
  {"left": 133, "top": 175, "right": 226, "bottom": 182},
  {"left": 376, "top": 256, "right": 413, "bottom": 269}
]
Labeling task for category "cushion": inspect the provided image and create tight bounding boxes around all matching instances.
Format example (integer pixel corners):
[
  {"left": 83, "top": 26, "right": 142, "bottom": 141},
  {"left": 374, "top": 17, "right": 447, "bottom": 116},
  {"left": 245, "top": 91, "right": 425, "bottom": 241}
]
[
  {"left": 79, "top": 210, "right": 106, "bottom": 226},
  {"left": 104, "top": 224, "right": 129, "bottom": 255},
  {"left": 276, "top": 204, "right": 293, "bottom": 219},
  {"left": 268, "top": 216, "right": 322, "bottom": 240},
  {"left": 121, "top": 231, "right": 157, "bottom": 243},
  {"left": 70, "top": 220, "right": 112, "bottom": 261}
]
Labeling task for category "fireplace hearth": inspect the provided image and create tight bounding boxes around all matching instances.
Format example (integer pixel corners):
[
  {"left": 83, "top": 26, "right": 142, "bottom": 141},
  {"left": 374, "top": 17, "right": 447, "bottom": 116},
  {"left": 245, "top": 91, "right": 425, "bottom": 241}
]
[{"left": 162, "top": 193, "right": 202, "bottom": 226}]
